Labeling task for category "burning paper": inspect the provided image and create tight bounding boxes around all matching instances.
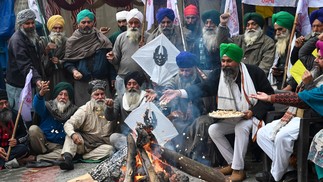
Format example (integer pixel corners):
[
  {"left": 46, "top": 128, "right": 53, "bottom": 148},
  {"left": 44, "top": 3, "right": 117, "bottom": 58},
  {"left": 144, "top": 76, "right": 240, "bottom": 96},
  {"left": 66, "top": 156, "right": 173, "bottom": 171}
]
[{"left": 125, "top": 102, "right": 178, "bottom": 146}]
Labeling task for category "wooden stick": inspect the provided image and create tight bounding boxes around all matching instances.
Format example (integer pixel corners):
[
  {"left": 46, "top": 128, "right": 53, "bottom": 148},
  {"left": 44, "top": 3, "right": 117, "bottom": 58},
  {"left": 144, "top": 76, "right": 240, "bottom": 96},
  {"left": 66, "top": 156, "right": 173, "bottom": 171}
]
[
  {"left": 140, "top": 0, "right": 148, "bottom": 44},
  {"left": 241, "top": 2, "right": 245, "bottom": 33},
  {"left": 281, "top": 13, "right": 299, "bottom": 87},
  {"left": 175, "top": 0, "right": 187, "bottom": 51},
  {"left": 125, "top": 134, "right": 137, "bottom": 182},
  {"left": 5, "top": 99, "right": 25, "bottom": 161},
  {"left": 139, "top": 148, "right": 161, "bottom": 182}
]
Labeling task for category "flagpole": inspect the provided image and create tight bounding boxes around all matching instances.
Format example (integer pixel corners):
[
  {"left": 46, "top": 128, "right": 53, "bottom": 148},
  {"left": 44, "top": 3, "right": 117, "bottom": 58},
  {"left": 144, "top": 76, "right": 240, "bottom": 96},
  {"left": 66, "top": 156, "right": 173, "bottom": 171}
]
[
  {"left": 140, "top": 0, "right": 148, "bottom": 45},
  {"left": 241, "top": 2, "right": 245, "bottom": 32},
  {"left": 175, "top": 0, "right": 187, "bottom": 51},
  {"left": 281, "top": 13, "right": 299, "bottom": 88},
  {"left": 5, "top": 100, "right": 25, "bottom": 161}
]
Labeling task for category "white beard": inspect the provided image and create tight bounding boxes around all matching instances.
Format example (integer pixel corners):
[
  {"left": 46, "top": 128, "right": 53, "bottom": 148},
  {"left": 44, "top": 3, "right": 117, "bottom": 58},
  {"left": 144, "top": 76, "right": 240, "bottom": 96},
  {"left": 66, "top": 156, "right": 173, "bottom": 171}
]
[
  {"left": 91, "top": 98, "right": 106, "bottom": 117},
  {"left": 55, "top": 100, "right": 71, "bottom": 113},
  {"left": 202, "top": 27, "right": 217, "bottom": 52},
  {"left": 49, "top": 31, "right": 66, "bottom": 47},
  {"left": 20, "top": 27, "right": 38, "bottom": 45},
  {"left": 275, "top": 30, "right": 290, "bottom": 57},
  {"left": 126, "top": 27, "right": 140, "bottom": 43},
  {"left": 125, "top": 89, "right": 141, "bottom": 108},
  {"left": 244, "top": 27, "right": 262, "bottom": 46}
]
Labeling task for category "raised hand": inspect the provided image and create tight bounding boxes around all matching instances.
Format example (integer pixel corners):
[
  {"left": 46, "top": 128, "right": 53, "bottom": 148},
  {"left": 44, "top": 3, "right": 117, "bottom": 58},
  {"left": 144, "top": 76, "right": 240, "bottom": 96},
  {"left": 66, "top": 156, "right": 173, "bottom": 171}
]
[{"left": 39, "top": 81, "right": 50, "bottom": 96}]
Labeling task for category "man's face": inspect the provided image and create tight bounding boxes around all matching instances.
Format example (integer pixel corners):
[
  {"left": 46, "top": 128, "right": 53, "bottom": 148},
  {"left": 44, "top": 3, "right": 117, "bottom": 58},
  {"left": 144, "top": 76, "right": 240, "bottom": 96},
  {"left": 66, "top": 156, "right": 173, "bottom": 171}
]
[
  {"left": 128, "top": 18, "right": 141, "bottom": 29},
  {"left": 160, "top": 16, "right": 174, "bottom": 33},
  {"left": 315, "top": 51, "right": 323, "bottom": 69},
  {"left": 92, "top": 89, "right": 106, "bottom": 102},
  {"left": 22, "top": 19, "right": 36, "bottom": 33},
  {"left": 56, "top": 90, "right": 69, "bottom": 104},
  {"left": 221, "top": 56, "right": 239, "bottom": 83},
  {"left": 185, "top": 15, "right": 198, "bottom": 30},
  {"left": 312, "top": 19, "right": 323, "bottom": 33},
  {"left": 52, "top": 24, "right": 64, "bottom": 33},
  {"left": 179, "top": 68, "right": 194, "bottom": 79},
  {"left": 245, "top": 20, "right": 259, "bottom": 32},
  {"left": 204, "top": 19, "right": 216, "bottom": 31},
  {"left": 117, "top": 19, "right": 127, "bottom": 32},
  {"left": 274, "top": 24, "right": 288, "bottom": 39},
  {"left": 126, "top": 79, "right": 140, "bottom": 92},
  {"left": 78, "top": 17, "right": 94, "bottom": 33},
  {"left": 0, "top": 100, "right": 12, "bottom": 124},
  {"left": 0, "top": 100, "right": 10, "bottom": 111}
]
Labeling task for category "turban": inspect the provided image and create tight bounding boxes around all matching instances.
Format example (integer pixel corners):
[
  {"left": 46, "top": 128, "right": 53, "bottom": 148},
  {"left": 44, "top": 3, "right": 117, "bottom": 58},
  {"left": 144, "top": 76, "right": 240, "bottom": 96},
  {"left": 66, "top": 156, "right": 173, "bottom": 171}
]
[
  {"left": 244, "top": 12, "right": 265, "bottom": 28},
  {"left": 0, "top": 89, "right": 8, "bottom": 101},
  {"left": 124, "top": 71, "right": 145, "bottom": 87},
  {"left": 47, "top": 15, "right": 65, "bottom": 32},
  {"left": 156, "top": 8, "right": 175, "bottom": 24},
  {"left": 184, "top": 4, "right": 199, "bottom": 17},
  {"left": 201, "top": 9, "right": 220, "bottom": 25},
  {"left": 16, "top": 9, "right": 36, "bottom": 25},
  {"left": 77, "top": 9, "right": 95, "bottom": 24},
  {"left": 126, "top": 8, "right": 144, "bottom": 23},
  {"left": 272, "top": 11, "right": 294, "bottom": 30},
  {"left": 220, "top": 43, "right": 243, "bottom": 63},
  {"left": 176, "top": 51, "right": 197, "bottom": 68},
  {"left": 52, "top": 82, "right": 74, "bottom": 101},
  {"left": 88, "top": 80, "right": 107, "bottom": 94},
  {"left": 316, "top": 40, "right": 323, "bottom": 57},
  {"left": 310, "top": 8, "right": 323, "bottom": 25},
  {"left": 116, "top": 10, "right": 128, "bottom": 21}
]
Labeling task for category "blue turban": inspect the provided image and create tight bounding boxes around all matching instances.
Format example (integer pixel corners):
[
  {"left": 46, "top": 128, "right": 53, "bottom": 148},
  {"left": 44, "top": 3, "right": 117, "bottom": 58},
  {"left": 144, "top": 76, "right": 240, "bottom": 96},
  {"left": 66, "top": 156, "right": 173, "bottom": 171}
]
[
  {"left": 77, "top": 9, "right": 95, "bottom": 24},
  {"left": 310, "top": 8, "right": 323, "bottom": 25},
  {"left": 176, "top": 51, "right": 197, "bottom": 68},
  {"left": 156, "top": 8, "right": 175, "bottom": 24}
]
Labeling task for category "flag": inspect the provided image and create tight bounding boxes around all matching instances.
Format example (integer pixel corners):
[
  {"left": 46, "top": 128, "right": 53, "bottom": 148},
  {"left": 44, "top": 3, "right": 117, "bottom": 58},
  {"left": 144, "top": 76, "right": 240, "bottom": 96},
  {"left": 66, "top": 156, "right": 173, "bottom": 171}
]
[
  {"left": 225, "top": 0, "right": 239, "bottom": 36},
  {"left": 19, "top": 69, "right": 33, "bottom": 121},
  {"left": 242, "top": 0, "right": 297, "bottom": 7},
  {"left": 141, "top": 0, "right": 154, "bottom": 31},
  {"left": 132, "top": 34, "right": 180, "bottom": 86},
  {"left": 125, "top": 102, "right": 178, "bottom": 146},
  {"left": 166, "top": 0, "right": 179, "bottom": 25},
  {"left": 28, "top": 0, "right": 45, "bottom": 23},
  {"left": 309, "top": 0, "right": 323, "bottom": 7},
  {"left": 296, "top": 0, "right": 311, "bottom": 36}
]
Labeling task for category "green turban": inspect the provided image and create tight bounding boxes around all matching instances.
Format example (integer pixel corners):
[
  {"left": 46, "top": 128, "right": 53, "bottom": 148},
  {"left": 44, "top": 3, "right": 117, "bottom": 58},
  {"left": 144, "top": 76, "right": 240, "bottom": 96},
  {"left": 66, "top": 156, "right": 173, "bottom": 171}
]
[
  {"left": 77, "top": 9, "right": 95, "bottom": 24},
  {"left": 201, "top": 9, "right": 220, "bottom": 25},
  {"left": 52, "top": 82, "right": 74, "bottom": 101},
  {"left": 220, "top": 43, "right": 243, "bottom": 63},
  {"left": 272, "top": 11, "right": 294, "bottom": 30},
  {"left": 244, "top": 12, "right": 265, "bottom": 28}
]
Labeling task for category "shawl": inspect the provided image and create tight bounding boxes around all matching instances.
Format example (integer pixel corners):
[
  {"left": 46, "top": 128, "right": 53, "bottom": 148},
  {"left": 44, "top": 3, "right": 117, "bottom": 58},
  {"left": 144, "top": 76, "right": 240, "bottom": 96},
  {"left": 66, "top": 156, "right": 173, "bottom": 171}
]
[
  {"left": 64, "top": 28, "right": 112, "bottom": 61},
  {"left": 45, "top": 100, "right": 78, "bottom": 122},
  {"left": 299, "top": 84, "right": 323, "bottom": 116}
]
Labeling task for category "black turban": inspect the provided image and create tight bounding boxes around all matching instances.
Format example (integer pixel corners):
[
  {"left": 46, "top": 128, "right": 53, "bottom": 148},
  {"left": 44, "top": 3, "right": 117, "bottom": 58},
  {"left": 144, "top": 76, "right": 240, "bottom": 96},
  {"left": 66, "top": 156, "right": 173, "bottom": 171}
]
[{"left": 124, "top": 71, "right": 145, "bottom": 87}]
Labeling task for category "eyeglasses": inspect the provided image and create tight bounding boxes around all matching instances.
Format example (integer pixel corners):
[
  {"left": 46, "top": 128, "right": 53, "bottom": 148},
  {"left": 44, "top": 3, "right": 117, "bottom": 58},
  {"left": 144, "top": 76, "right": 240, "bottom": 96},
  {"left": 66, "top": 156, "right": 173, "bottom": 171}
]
[{"left": 52, "top": 26, "right": 63, "bottom": 30}]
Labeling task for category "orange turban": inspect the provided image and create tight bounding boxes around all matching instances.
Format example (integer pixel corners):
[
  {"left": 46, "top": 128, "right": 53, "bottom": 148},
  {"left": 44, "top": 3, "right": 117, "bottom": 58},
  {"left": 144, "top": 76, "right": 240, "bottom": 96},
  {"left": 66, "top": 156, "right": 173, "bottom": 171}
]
[
  {"left": 47, "top": 15, "right": 65, "bottom": 31},
  {"left": 184, "top": 4, "right": 199, "bottom": 17}
]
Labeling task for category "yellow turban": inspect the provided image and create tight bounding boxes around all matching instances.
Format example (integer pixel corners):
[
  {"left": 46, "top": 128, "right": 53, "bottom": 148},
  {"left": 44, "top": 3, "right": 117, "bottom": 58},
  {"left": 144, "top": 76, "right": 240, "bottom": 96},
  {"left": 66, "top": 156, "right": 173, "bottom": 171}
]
[{"left": 47, "top": 15, "right": 65, "bottom": 31}]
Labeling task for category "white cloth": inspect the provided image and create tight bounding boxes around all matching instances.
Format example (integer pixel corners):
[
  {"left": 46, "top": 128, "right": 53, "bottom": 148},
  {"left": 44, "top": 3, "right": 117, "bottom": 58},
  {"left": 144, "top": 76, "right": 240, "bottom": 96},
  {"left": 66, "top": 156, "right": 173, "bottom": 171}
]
[
  {"left": 116, "top": 10, "right": 128, "bottom": 21},
  {"left": 126, "top": 8, "right": 143, "bottom": 23},
  {"left": 268, "top": 52, "right": 279, "bottom": 86},
  {"left": 257, "top": 117, "right": 300, "bottom": 181},
  {"left": 122, "top": 90, "right": 146, "bottom": 111}
]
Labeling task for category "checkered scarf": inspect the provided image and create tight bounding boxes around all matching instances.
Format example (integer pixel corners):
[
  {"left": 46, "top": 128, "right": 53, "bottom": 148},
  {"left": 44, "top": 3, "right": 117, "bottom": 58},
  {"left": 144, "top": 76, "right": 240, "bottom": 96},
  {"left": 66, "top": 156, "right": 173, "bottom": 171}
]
[{"left": 0, "top": 121, "right": 14, "bottom": 148}]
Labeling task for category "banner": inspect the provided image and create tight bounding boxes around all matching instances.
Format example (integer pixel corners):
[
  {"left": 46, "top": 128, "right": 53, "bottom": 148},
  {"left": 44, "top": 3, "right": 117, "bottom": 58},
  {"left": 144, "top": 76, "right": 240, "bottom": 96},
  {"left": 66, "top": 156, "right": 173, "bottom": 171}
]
[
  {"left": 19, "top": 69, "right": 33, "bottom": 122},
  {"left": 242, "top": 0, "right": 297, "bottom": 7},
  {"left": 167, "top": 0, "right": 179, "bottom": 25},
  {"left": 309, "top": 0, "right": 323, "bottom": 7},
  {"left": 141, "top": 0, "right": 154, "bottom": 31},
  {"left": 225, "top": 0, "right": 239, "bottom": 36}
]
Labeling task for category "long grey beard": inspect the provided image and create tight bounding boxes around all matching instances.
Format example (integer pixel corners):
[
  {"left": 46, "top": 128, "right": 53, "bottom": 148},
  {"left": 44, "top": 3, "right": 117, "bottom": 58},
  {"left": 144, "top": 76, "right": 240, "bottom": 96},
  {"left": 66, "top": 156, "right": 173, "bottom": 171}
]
[
  {"left": 91, "top": 98, "right": 106, "bottom": 117},
  {"left": 202, "top": 27, "right": 217, "bottom": 52},
  {"left": 275, "top": 30, "right": 290, "bottom": 57},
  {"left": 55, "top": 99, "right": 71, "bottom": 114},
  {"left": 126, "top": 28, "right": 140, "bottom": 43},
  {"left": 20, "top": 27, "right": 38, "bottom": 45},
  {"left": 125, "top": 89, "right": 141, "bottom": 107},
  {"left": 244, "top": 27, "right": 262, "bottom": 46},
  {"left": 49, "top": 31, "right": 66, "bottom": 47},
  {"left": 0, "top": 109, "right": 13, "bottom": 124}
]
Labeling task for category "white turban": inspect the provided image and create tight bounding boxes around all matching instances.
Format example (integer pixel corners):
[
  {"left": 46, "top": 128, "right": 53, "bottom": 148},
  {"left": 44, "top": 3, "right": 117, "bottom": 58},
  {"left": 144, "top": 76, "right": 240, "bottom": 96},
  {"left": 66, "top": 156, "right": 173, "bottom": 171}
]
[
  {"left": 126, "top": 8, "right": 143, "bottom": 23},
  {"left": 116, "top": 10, "right": 129, "bottom": 21}
]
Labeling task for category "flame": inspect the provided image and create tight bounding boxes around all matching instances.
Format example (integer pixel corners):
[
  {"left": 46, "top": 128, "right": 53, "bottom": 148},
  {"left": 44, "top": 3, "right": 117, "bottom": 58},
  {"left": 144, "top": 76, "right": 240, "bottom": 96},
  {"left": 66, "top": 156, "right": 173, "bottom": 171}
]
[{"left": 134, "top": 175, "right": 145, "bottom": 182}]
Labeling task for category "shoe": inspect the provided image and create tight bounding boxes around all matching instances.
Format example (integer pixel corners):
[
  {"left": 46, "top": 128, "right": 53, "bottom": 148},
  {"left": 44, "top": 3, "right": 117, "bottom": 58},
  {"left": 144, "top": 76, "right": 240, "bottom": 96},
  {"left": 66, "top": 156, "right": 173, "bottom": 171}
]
[
  {"left": 26, "top": 161, "right": 54, "bottom": 168},
  {"left": 230, "top": 170, "right": 246, "bottom": 182},
  {"left": 255, "top": 171, "right": 275, "bottom": 182},
  {"left": 59, "top": 153, "right": 74, "bottom": 170},
  {"left": 219, "top": 165, "right": 233, "bottom": 175},
  {"left": 282, "top": 170, "right": 297, "bottom": 182},
  {"left": 4, "top": 158, "right": 20, "bottom": 169}
]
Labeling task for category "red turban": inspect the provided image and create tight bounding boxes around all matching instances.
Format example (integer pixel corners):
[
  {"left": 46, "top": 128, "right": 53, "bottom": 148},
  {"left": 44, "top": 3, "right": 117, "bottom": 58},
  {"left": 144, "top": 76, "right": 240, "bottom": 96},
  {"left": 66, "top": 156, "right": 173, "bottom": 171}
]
[{"left": 184, "top": 4, "right": 198, "bottom": 17}]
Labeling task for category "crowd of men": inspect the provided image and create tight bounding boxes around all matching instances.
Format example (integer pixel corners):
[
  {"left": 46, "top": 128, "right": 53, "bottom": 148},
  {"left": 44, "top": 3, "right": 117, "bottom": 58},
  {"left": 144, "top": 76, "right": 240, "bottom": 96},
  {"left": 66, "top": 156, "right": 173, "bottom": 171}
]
[{"left": 1, "top": 4, "right": 323, "bottom": 182}]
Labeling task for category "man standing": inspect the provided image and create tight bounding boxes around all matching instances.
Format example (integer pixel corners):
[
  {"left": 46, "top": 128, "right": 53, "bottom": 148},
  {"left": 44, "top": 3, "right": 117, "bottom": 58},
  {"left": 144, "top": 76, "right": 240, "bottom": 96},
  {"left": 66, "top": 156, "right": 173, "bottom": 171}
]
[
  {"left": 183, "top": 4, "right": 202, "bottom": 54},
  {"left": 59, "top": 80, "right": 126, "bottom": 170},
  {"left": 107, "top": 8, "right": 149, "bottom": 97},
  {"left": 217, "top": 12, "right": 275, "bottom": 75},
  {"left": 268, "top": 11, "right": 294, "bottom": 89},
  {"left": 147, "top": 8, "right": 188, "bottom": 51},
  {"left": 29, "top": 81, "right": 77, "bottom": 162},
  {"left": 0, "top": 89, "right": 29, "bottom": 170},
  {"left": 198, "top": 9, "right": 221, "bottom": 72},
  {"left": 109, "top": 10, "right": 128, "bottom": 46},
  {"left": 161, "top": 43, "right": 274, "bottom": 181},
  {"left": 43, "top": 15, "right": 70, "bottom": 91},
  {"left": 6, "top": 9, "right": 44, "bottom": 112},
  {"left": 105, "top": 71, "right": 148, "bottom": 134},
  {"left": 63, "top": 9, "right": 115, "bottom": 106}
]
